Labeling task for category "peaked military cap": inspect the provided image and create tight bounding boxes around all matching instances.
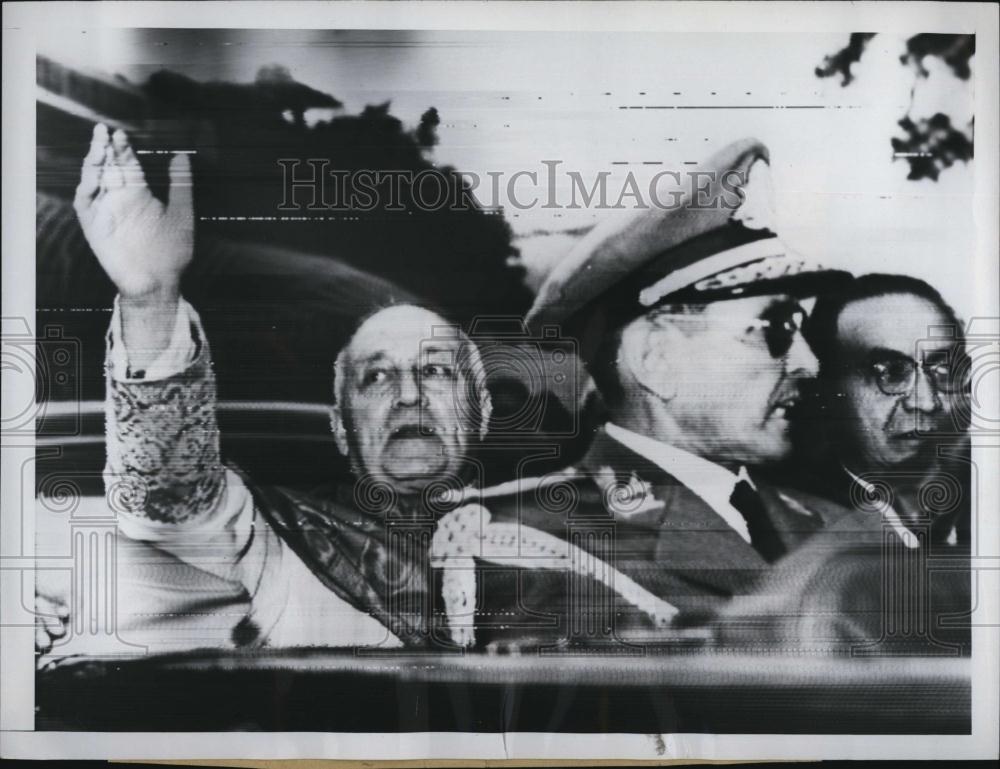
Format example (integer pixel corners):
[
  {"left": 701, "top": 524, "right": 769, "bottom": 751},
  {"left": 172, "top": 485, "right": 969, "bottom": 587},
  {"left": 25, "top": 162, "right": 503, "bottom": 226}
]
[{"left": 525, "top": 138, "right": 851, "bottom": 362}]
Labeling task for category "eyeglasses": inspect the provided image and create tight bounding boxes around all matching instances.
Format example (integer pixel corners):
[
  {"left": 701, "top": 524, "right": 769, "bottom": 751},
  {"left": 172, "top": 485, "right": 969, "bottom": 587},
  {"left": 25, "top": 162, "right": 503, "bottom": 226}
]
[
  {"left": 650, "top": 303, "right": 807, "bottom": 359},
  {"left": 867, "top": 350, "right": 969, "bottom": 396}
]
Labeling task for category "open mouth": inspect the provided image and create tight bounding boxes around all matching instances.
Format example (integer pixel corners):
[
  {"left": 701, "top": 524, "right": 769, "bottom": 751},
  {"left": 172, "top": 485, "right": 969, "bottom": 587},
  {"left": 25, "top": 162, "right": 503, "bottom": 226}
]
[
  {"left": 383, "top": 423, "right": 446, "bottom": 478},
  {"left": 383, "top": 423, "right": 449, "bottom": 479},
  {"left": 389, "top": 423, "right": 446, "bottom": 440}
]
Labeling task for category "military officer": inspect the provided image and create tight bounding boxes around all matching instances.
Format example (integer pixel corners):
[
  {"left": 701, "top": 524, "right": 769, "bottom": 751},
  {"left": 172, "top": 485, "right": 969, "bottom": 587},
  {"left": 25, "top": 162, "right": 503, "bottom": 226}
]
[{"left": 430, "top": 138, "right": 854, "bottom": 651}]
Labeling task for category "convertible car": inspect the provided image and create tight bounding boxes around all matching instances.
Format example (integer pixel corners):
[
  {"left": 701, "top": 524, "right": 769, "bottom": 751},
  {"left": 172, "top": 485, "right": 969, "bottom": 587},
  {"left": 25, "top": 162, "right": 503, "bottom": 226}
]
[
  {"left": 29, "top": 50, "right": 973, "bottom": 738},
  {"left": 33, "top": 400, "right": 971, "bottom": 735}
]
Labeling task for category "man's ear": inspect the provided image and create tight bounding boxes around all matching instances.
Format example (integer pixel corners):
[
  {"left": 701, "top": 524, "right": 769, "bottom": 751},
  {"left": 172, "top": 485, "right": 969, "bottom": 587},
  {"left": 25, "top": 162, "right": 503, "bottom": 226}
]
[
  {"left": 330, "top": 404, "right": 349, "bottom": 457},
  {"left": 620, "top": 317, "right": 680, "bottom": 402}
]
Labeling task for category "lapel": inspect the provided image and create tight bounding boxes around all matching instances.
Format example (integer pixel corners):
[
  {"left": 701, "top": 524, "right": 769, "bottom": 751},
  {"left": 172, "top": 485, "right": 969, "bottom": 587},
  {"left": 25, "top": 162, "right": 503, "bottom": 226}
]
[{"left": 578, "top": 430, "right": 771, "bottom": 596}]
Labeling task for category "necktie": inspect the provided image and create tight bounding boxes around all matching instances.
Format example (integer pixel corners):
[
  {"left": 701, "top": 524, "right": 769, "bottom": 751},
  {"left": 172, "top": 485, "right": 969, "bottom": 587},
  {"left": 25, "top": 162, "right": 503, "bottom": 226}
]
[{"left": 729, "top": 478, "right": 787, "bottom": 563}]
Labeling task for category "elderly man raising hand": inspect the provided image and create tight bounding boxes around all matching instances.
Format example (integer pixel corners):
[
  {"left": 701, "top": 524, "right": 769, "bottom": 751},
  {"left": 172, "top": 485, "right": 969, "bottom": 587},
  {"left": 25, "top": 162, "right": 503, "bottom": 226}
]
[{"left": 50, "top": 124, "right": 488, "bottom": 656}]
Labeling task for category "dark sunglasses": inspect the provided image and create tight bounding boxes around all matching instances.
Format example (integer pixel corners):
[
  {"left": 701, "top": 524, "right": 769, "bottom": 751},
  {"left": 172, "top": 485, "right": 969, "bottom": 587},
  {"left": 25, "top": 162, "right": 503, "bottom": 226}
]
[
  {"left": 649, "top": 301, "right": 807, "bottom": 359},
  {"left": 755, "top": 303, "right": 807, "bottom": 358}
]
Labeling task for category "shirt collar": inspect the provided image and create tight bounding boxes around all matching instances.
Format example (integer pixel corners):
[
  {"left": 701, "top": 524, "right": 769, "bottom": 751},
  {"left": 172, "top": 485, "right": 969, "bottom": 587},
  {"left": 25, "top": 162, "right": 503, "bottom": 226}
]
[{"left": 604, "top": 422, "right": 752, "bottom": 543}]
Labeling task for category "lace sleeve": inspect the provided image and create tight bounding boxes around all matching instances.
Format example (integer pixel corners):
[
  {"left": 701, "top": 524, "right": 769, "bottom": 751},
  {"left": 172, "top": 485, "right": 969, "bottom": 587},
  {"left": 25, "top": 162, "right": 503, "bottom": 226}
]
[{"left": 104, "top": 309, "right": 225, "bottom": 525}]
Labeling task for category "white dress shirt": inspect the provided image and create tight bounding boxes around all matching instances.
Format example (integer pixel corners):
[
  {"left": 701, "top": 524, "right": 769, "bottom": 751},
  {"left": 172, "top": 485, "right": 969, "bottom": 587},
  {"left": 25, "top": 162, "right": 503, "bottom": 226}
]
[{"left": 604, "top": 422, "right": 753, "bottom": 544}]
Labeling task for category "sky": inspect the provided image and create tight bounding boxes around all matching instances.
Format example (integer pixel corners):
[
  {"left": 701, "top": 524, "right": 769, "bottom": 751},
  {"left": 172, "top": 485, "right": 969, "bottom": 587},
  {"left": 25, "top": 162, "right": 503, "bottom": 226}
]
[{"left": 37, "top": 28, "right": 978, "bottom": 316}]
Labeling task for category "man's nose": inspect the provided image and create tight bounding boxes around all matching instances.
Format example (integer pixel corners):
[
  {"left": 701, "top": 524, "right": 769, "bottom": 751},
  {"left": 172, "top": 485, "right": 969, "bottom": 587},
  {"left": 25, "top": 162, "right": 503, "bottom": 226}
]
[
  {"left": 395, "top": 369, "right": 424, "bottom": 407},
  {"left": 785, "top": 330, "right": 819, "bottom": 377},
  {"left": 902, "top": 368, "right": 942, "bottom": 414}
]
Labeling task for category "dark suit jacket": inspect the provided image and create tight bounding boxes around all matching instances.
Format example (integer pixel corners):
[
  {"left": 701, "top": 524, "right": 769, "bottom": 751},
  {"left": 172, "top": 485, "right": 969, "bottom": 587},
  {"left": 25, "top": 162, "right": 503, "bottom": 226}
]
[
  {"left": 714, "top": 452, "right": 973, "bottom": 656},
  {"left": 461, "top": 429, "right": 852, "bottom": 650},
  {"left": 713, "top": 505, "right": 972, "bottom": 656}
]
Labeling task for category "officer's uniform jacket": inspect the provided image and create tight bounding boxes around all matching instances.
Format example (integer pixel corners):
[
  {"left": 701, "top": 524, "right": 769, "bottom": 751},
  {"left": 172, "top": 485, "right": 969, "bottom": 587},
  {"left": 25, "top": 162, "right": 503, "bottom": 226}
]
[
  {"left": 427, "top": 137, "right": 861, "bottom": 652},
  {"left": 430, "top": 427, "right": 852, "bottom": 650}
]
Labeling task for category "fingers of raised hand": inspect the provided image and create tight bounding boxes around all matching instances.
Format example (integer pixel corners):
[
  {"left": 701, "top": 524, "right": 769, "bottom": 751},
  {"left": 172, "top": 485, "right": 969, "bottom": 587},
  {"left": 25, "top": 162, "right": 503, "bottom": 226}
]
[
  {"left": 100, "top": 143, "right": 125, "bottom": 192},
  {"left": 93, "top": 128, "right": 147, "bottom": 198},
  {"left": 166, "top": 152, "right": 194, "bottom": 219},
  {"left": 84, "top": 122, "right": 110, "bottom": 165},
  {"left": 74, "top": 123, "right": 111, "bottom": 217},
  {"left": 112, "top": 128, "right": 147, "bottom": 190},
  {"left": 78, "top": 125, "right": 160, "bottom": 239}
]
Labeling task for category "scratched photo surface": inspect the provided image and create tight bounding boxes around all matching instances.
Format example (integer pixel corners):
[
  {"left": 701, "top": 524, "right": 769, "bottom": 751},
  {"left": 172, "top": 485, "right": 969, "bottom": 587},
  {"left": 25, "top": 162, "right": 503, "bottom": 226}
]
[{"left": 26, "top": 26, "right": 986, "bottom": 739}]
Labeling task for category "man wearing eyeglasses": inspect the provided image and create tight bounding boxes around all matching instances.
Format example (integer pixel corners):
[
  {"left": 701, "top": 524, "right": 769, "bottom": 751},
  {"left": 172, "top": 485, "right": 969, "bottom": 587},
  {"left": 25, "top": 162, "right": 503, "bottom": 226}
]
[
  {"left": 714, "top": 274, "right": 972, "bottom": 653},
  {"left": 430, "top": 139, "right": 856, "bottom": 650},
  {"left": 804, "top": 273, "right": 969, "bottom": 546}
]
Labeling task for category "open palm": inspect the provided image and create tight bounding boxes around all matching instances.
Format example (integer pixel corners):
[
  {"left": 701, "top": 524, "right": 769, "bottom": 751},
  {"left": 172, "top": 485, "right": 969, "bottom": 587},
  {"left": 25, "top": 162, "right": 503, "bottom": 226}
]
[{"left": 74, "top": 124, "right": 194, "bottom": 301}]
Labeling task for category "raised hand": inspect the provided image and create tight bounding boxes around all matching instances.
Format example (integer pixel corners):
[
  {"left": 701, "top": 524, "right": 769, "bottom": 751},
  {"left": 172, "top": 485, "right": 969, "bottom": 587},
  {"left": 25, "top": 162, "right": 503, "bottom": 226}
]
[{"left": 73, "top": 124, "right": 193, "bottom": 304}]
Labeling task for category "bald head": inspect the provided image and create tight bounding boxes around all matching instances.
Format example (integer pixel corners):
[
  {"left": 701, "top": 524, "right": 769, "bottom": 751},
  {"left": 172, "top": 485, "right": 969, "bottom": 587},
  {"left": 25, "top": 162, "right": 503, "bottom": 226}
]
[
  {"left": 335, "top": 305, "right": 453, "bottom": 402},
  {"left": 331, "top": 304, "right": 491, "bottom": 495}
]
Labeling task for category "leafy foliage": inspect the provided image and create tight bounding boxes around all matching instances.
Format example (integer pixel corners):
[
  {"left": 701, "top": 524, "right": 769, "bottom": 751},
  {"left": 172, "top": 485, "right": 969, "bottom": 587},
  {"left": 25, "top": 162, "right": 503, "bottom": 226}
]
[
  {"left": 814, "top": 33, "right": 877, "bottom": 86},
  {"left": 816, "top": 33, "right": 975, "bottom": 181},
  {"left": 892, "top": 114, "right": 974, "bottom": 181},
  {"left": 143, "top": 68, "right": 531, "bottom": 322},
  {"left": 901, "top": 34, "right": 975, "bottom": 80},
  {"left": 416, "top": 107, "right": 441, "bottom": 149}
]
